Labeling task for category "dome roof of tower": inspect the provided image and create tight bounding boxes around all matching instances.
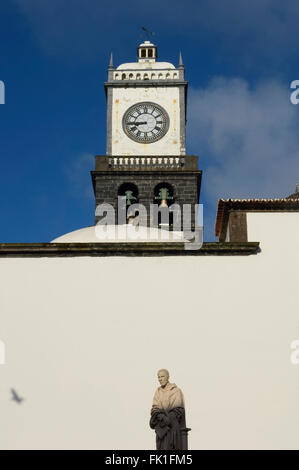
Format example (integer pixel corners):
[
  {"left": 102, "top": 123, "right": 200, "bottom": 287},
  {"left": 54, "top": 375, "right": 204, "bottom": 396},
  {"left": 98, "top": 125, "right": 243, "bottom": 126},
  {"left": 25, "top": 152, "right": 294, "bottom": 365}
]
[{"left": 117, "top": 62, "right": 175, "bottom": 70}]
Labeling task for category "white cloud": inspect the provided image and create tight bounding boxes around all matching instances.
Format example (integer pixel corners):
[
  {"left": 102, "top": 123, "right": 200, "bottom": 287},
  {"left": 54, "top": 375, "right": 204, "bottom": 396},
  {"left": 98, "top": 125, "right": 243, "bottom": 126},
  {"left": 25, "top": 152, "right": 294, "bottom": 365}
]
[{"left": 187, "top": 78, "right": 299, "bottom": 237}]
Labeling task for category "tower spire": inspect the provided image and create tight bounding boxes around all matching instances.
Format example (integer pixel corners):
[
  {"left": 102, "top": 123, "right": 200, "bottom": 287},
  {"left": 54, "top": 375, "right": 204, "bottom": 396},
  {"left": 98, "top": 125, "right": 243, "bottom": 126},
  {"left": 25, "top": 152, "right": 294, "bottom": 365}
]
[
  {"left": 178, "top": 51, "right": 184, "bottom": 68},
  {"left": 108, "top": 52, "right": 114, "bottom": 69}
]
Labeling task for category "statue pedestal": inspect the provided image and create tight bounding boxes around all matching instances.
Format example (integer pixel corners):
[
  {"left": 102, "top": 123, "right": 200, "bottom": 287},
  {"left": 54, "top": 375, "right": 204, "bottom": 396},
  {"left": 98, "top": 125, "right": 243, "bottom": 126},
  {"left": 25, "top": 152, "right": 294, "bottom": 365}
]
[{"left": 181, "top": 427, "right": 191, "bottom": 450}]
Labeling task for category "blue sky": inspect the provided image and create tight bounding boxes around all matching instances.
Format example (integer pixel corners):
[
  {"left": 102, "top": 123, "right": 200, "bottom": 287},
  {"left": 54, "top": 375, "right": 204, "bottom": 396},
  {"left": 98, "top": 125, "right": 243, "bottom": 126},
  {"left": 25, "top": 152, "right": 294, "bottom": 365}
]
[{"left": 1, "top": 0, "right": 299, "bottom": 242}]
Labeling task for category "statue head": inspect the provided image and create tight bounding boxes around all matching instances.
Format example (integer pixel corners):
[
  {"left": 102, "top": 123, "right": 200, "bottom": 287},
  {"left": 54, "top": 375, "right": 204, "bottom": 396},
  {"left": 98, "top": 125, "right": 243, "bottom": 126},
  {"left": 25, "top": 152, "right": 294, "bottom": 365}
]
[{"left": 157, "top": 369, "right": 169, "bottom": 388}]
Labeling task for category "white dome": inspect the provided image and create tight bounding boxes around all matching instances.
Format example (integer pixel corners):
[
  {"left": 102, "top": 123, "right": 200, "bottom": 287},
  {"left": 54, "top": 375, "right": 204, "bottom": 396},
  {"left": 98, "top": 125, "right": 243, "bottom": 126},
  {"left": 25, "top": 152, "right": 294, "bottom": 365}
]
[
  {"left": 139, "top": 41, "right": 155, "bottom": 47},
  {"left": 117, "top": 62, "right": 175, "bottom": 70},
  {"left": 51, "top": 225, "right": 186, "bottom": 243}
]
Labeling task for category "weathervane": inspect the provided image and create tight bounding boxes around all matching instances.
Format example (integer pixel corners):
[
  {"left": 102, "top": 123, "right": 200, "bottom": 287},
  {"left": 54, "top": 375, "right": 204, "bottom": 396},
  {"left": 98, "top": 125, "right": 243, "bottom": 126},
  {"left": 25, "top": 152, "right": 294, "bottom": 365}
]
[{"left": 141, "top": 27, "right": 155, "bottom": 41}]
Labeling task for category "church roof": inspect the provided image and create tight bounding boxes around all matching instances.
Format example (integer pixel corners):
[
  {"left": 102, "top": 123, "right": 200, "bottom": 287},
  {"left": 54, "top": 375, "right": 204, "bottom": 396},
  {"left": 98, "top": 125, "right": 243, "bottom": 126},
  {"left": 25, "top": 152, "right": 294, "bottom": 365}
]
[
  {"left": 0, "top": 241, "right": 260, "bottom": 257},
  {"left": 286, "top": 184, "right": 299, "bottom": 199},
  {"left": 215, "top": 197, "right": 299, "bottom": 237},
  {"left": 287, "top": 193, "right": 299, "bottom": 200}
]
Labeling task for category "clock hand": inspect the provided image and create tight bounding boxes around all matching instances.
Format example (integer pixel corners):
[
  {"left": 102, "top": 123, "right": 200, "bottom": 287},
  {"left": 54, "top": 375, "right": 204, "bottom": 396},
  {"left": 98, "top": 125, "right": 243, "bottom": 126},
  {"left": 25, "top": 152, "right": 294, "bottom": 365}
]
[{"left": 128, "top": 121, "right": 148, "bottom": 125}]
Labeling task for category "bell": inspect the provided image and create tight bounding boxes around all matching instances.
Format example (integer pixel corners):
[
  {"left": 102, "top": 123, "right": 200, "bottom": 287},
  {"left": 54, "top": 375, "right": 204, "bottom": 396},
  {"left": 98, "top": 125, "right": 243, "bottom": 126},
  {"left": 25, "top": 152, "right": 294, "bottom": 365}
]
[
  {"left": 127, "top": 213, "right": 135, "bottom": 224},
  {"left": 159, "top": 198, "right": 168, "bottom": 208}
]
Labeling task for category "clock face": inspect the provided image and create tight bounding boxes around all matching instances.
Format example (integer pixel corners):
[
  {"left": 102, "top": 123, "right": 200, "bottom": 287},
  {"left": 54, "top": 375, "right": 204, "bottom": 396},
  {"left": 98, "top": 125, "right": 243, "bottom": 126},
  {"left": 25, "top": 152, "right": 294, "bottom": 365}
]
[{"left": 122, "top": 102, "right": 169, "bottom": 143}]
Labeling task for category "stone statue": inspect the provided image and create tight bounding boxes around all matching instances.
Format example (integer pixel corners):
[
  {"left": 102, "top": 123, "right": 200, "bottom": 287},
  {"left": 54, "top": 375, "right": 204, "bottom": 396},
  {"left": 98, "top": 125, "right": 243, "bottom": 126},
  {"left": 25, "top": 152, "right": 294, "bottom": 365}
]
[{"left": 150, "top": 369, "right": 190, "bottom": 450}]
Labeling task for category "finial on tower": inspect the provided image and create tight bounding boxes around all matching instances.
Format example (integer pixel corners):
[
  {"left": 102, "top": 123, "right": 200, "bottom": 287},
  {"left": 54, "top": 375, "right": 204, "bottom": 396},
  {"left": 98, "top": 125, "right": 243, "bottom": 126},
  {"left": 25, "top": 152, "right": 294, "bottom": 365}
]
[
  {"left": 141, "top": 27, "right": 155, "bottom": 41},
  {"left": 108, "top": 52, "right": 114, "bottom": 69},
  {"left": 179, "top": 51, "right": 184, "bottom": 68}
]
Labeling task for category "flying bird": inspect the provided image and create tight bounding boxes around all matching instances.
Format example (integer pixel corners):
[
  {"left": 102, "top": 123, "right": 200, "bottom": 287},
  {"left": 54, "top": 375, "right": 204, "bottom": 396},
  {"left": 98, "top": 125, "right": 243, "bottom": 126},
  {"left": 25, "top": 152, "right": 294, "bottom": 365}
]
[{"left": 10, "top": 388, "right": 24, "bottom": 404}]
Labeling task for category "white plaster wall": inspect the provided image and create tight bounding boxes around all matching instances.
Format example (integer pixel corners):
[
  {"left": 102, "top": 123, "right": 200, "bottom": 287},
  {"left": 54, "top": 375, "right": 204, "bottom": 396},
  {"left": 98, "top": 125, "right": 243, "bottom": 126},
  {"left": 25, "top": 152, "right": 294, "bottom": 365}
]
[
  {"left": 247, "top": 212, "right": 299, "bottom": 248},
  {"left": 111, "top": 87, "right": 182, "bottom": 156},
  {"left": 0, "top": 212, "right": 299, "bottom": 450}
]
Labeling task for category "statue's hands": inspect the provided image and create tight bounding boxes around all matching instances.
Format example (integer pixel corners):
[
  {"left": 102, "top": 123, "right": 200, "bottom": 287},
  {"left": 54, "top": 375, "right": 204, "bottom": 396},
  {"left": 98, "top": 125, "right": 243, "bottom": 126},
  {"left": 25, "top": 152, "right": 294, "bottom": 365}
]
[
  {"left": 164, "top": 415, "right": 170, "bottom": 426},
  {"left": 158, "top": 413, "right": 170, "bottom": 426}
]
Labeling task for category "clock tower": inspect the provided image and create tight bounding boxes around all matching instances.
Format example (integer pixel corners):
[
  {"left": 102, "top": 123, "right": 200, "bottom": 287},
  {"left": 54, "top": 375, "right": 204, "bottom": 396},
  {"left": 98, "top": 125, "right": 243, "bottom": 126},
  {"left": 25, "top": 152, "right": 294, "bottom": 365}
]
[
  {"left": 106, "top": 41, "right": 187, "bottom": 156},
  {"left": 92, "top": 41, "right": 202, "bottom": 229}
]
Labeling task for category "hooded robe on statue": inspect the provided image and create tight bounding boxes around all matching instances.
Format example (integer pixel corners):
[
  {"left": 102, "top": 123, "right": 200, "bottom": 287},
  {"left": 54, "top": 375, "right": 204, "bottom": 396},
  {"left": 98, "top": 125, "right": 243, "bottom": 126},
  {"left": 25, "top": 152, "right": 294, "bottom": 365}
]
[{"left": 150, "top": 382, "right": 186, "bottom": 450}]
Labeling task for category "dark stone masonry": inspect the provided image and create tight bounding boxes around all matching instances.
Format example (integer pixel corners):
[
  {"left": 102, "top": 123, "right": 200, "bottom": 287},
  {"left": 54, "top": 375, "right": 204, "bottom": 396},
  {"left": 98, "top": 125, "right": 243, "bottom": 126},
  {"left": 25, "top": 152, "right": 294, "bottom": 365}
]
[{"left": 91, "top": 155, "right": 202, "bottom": 229}]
